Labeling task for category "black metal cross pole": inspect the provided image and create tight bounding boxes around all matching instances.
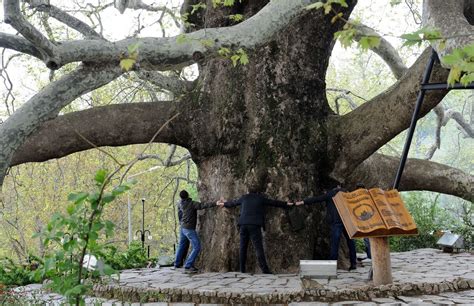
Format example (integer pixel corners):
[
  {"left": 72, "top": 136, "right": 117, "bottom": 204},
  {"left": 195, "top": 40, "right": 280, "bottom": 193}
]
[
  {"left": 371, "top": 50, "right": 474, "bottom": 286},
  {"left": 393, "top": 50, "right": 474, "bottom": 189}
]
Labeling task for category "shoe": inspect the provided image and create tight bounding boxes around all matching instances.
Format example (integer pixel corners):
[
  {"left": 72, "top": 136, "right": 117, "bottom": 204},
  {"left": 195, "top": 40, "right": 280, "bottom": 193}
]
[
  {"left": 348, "top": 265, "right": 357, "bottom": 271},
  {"left": 184, "top": 266, "right": 198, "bottom": 274},
  {"left": 171, "top": 266, "right": 181, "bottom": 270}
]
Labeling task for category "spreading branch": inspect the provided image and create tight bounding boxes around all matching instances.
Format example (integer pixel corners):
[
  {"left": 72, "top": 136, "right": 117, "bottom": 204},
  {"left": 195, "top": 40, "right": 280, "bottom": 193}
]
[
  {"left": 354, "top": 23, "right": 408, "bottom": 79},
  {"left": 3, "top": 0, "right": 59, "bottom": 68},
  {"left": 1, "top": 0, "right": 325, "bottom": 70},
  {"left": 26, "top": 0, "right": 104, "bottom": 40},
  {"left": 0, "top": 64, "right": 123, "bottom": 186},
  {"left": 10, "top": 101, "right": 192, "bottom": 167},
  {"left": 346, "top": 153, "right": 474, "bottom": 202},
  {"left": 136, "top": 71, "right": 195, "bottom": 95},
  {"left": 329, "top": 48, "right": 449, "bottom": 180}
]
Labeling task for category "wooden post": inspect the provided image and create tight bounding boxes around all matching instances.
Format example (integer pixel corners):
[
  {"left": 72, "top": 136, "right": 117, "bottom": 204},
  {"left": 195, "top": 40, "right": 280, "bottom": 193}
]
[{"left": 370, "top": 237, "right": 392, "bottom": 285}]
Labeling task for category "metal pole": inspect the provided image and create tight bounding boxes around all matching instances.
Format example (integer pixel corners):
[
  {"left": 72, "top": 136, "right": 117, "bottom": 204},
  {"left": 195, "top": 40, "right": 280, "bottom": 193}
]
[
  {"left": 127, "top": 194, "right": 132, "bottom": 245},
  {"left": 393, "top": 51, "right": 438, "bottom": 189},
  {"left": 141, "top": 198, "right": 145, "bottom": 249}
]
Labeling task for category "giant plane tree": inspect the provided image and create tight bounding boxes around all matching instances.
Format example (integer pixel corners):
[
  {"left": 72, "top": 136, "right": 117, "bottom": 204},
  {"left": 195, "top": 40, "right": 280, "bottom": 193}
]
[{"left": 0, "top": 0, "right": 473, "bottom": 272}]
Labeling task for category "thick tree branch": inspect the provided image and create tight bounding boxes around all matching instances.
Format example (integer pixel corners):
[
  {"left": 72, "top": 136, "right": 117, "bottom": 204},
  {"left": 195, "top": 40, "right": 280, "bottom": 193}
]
[
  {"left": 3, "top": 0, "right": 59, "bottom": 68},
  {"left": 10, "top": 101, "right": 192, "bottom": 167},
  {"left": 423, "top": 0, "right": 474, "bottom": 63},
  {"left": 0, "top": 33, "right": 43, "bottom": 60},
  {"left": 0, "top": 64, "right": 123, "bottom": 185},
  {"left": 329, "top": 48, "right": 450, "bottom": 180},
  {"left": 26, "top": 0, "right": 104, "bottom": 40},
  {"left": 136, "top": 70, "right": 195, "bottom": 95},
  {"left": 346, "top": 153, "right": 474, "bottom": 202},
  {"left": 354, "top": 23, "right": 408, "bottom": 79},
  {"left": 2, "top": 0, "right": 323, "bottom": 70}
]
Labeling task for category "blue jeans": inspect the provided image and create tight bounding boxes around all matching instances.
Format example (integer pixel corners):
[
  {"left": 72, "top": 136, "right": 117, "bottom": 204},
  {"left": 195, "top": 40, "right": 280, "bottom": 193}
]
[
  {"left": 330, "top": 223, "right": 357, "bottom": 267},
  {"left": 174, "top": 228, "right": 190, "bottom": 267},
  {"left": 175, "top": 228, "right": 201, "bottom": 269}
]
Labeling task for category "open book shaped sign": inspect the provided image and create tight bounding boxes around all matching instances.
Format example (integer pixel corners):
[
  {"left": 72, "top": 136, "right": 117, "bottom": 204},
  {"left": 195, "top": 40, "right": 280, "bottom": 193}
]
[{"left": 333, "top": 188, "right": 418, "bottom": 238}]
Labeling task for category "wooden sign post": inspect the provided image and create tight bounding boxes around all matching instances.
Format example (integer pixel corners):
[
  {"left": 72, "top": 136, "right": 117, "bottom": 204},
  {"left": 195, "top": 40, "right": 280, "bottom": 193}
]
[
  {"left": 332, "top": 188, "right": 418, "bottom": 286},
  {"left": 370, "top": 237, "right": 392, "bottom": 285}
]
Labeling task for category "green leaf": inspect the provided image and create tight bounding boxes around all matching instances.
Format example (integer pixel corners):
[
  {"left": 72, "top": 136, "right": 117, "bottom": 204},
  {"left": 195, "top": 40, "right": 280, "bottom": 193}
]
[
  {"left": 230, "top": 54, "right": 240, "bottom": 67},
  {"left": 94, "top": 169, "right": 108, "bottom": 185},
  {"left": 68, "top": 192, "right": 89, "bottom": 204},
  {"left": 191, "top": 2, "right": 206, "bottom": 14},
  {"left": 102, "top": 193, "right": 116, "bottom": 204},
  {"left": 112, "top": 185, "right": 131, "bottom": 196},
  {"left": 228, "top": 14, "right": 244, "bottom": 22},
  {"left": 460, "top": 72, "right": 474, "bottom": 86},
  {"left": 447, "top": 66, "right": 462, "bottom": 86},
  {"left": 92, "top": 222, "right": 104, "bottom": 232},
  {"left": 306, "top": 2, "right": 324, "bottom": 10},
  {"left": 218, "top": 47, "right": 231, "bottom": 57},
  {"left": 359, "top": 36, "right": 381, "bottom": 50},
  {"left": 127, "top": 42, "right": 141, "bottom": 55},
  {"left": 239, "top": 52, "right": 249, "bottom": 65}
]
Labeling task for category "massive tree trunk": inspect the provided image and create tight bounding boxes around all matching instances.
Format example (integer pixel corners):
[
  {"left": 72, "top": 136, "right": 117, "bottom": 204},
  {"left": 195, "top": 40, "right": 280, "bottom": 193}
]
[{"left": 186, "top": 0, "right": 357, "bottom": 272}]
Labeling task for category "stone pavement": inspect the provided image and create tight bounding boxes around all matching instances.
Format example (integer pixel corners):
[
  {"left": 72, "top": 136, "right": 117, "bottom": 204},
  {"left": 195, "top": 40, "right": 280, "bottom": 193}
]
[{"left": 8, "top": 248, "right": 474, "bottom": 305}]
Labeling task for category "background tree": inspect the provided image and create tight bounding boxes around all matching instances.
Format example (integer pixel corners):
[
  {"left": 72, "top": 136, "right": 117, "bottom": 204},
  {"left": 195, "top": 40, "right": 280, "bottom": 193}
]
[{"left": 0, "top": 0, "right": 472, "bottom": 272}]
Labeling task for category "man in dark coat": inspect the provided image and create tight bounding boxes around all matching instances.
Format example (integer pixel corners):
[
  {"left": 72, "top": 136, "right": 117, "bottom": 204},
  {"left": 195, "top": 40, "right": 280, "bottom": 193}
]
[
  {"left": 296, "top": 184, "right": 357, "bottom": 270},
  {"left": 219, "top": 189, "right": 290, "bottom": 274},
  {"left": 174, "top": 190, "right": 217, "bottom": 273},
  {"left": 172, "top": 198, "right": 189, "bottom": 269}
]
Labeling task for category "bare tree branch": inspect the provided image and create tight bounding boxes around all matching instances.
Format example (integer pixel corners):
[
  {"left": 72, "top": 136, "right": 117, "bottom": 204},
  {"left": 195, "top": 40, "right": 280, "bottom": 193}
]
[
  {"left": 329, "top": 48, "right": 450, "bottom": 180},
  {"left": 346, "top": 153, "right": 474, "bottom": 202},
  {"left": 0, "top": 33, "right": 43, "bottom": 60},
  {"left": 26, "top": 0, "right": 105, "bottom": 40},
  {"left": 137, "top": 70, "right": 196, "bottom": 95},
  {"left": 354, "top": 23, "right": 408, "bottom": 79},
  {"left": 3, "top": 0, "right": 59, "bottom": 68},
  {"left": 10, "top": 101, "right": 193, "bottom": 167},
  {"left": 2, "top": 1, "right": 326, "bottom": 71},
  {"left": 0, "top": 64, "right": 123, "bottom": 186},
  {"left": 114, "top": 0, "right": 181, "bottom": 28}
]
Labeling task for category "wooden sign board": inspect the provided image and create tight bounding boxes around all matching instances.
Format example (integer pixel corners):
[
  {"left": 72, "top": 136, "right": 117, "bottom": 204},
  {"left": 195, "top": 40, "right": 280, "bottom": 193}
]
[{"left": 332, "top": 188, "right": 418, "bottom": 238}]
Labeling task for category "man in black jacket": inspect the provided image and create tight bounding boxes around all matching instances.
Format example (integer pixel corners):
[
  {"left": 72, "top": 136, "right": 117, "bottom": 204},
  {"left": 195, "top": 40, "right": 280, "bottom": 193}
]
[
  {"left": 219, "top": 190, "right": 291, "bottom": 274},
  {"left": 174, "top": 190, "right": 217, "bottom": 273},
  {"left": 296, "top": 184, "right": 357, "bottom": 270},
  {"left": 172, "top": 199, "right": 189, "bottom": 269}
]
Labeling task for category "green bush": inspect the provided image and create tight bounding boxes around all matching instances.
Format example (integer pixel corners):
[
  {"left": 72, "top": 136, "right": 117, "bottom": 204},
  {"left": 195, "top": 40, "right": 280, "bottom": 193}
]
[
  {"left": 100, "top": 242, "right": 155, "bottom": 270},
  {"left": 0, "top": 255, "right": 42, "bottom": 287},
  {"left": 390, "top": 192, "right": 456, "bottom": 252}
]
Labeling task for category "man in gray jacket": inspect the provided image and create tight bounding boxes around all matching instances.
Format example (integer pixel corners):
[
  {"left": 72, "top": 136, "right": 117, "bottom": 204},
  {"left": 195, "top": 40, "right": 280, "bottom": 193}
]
[{"left": 174, "top": 190, "right": 217, "bottom": 273}]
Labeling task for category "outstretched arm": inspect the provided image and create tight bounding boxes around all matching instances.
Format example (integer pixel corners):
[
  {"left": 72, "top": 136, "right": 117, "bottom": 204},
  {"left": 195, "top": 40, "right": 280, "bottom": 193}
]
[
  {"left": 263, "top": 198, "right": 289, "bottom": 208},
  {"left": 192, "top": 201, "right": 217, "bottom": 210},
  {"left": 223, "top": 198, "right": 242, "bottom": 208},
  {"left": 297, "top": 192, "right": 331, "bottom": 205}
]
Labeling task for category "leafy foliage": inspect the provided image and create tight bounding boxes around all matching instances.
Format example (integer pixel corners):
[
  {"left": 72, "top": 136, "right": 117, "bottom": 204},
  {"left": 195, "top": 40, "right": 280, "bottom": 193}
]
[
  {"left": 120, "top": 43, "right": 141, "bottom": 72},
  {"left": 442, "top": 43, "right": 474, "bottom": 86},
  {"left": 390, "top": 193, "right": 456, "bottom": 251},
  {"left": 306, "top": 0, "right": 348, "bottom": 14},
  {"left": 33, "top": 170, "right": 134, "bottom": 304},
  {"left": 0, "top": 256, "right": 42, "bottom": 287},
  {"left": 100, "top": 242, "right": 154, "bottom": 270},
  {"left": 400, "top": 27, "right": 443, "bottom": 47},
  {"left": 218, "top": 47, "right": 249, "bottom": 66}
]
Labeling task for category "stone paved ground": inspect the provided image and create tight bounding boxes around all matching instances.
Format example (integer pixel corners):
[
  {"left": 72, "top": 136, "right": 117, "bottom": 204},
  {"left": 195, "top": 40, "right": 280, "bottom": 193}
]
[{"left": 8, "top": 248, "right": 474, "bottom": 305}]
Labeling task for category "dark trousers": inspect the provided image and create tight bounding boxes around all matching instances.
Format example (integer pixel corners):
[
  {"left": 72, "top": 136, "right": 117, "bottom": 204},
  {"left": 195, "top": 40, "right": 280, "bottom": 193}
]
[
  {"left": 239, "top": 224, "right": 271, "bottom": 273},
  {"left": 330, "top": 223, "right": 357, "bottom": 267}
]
